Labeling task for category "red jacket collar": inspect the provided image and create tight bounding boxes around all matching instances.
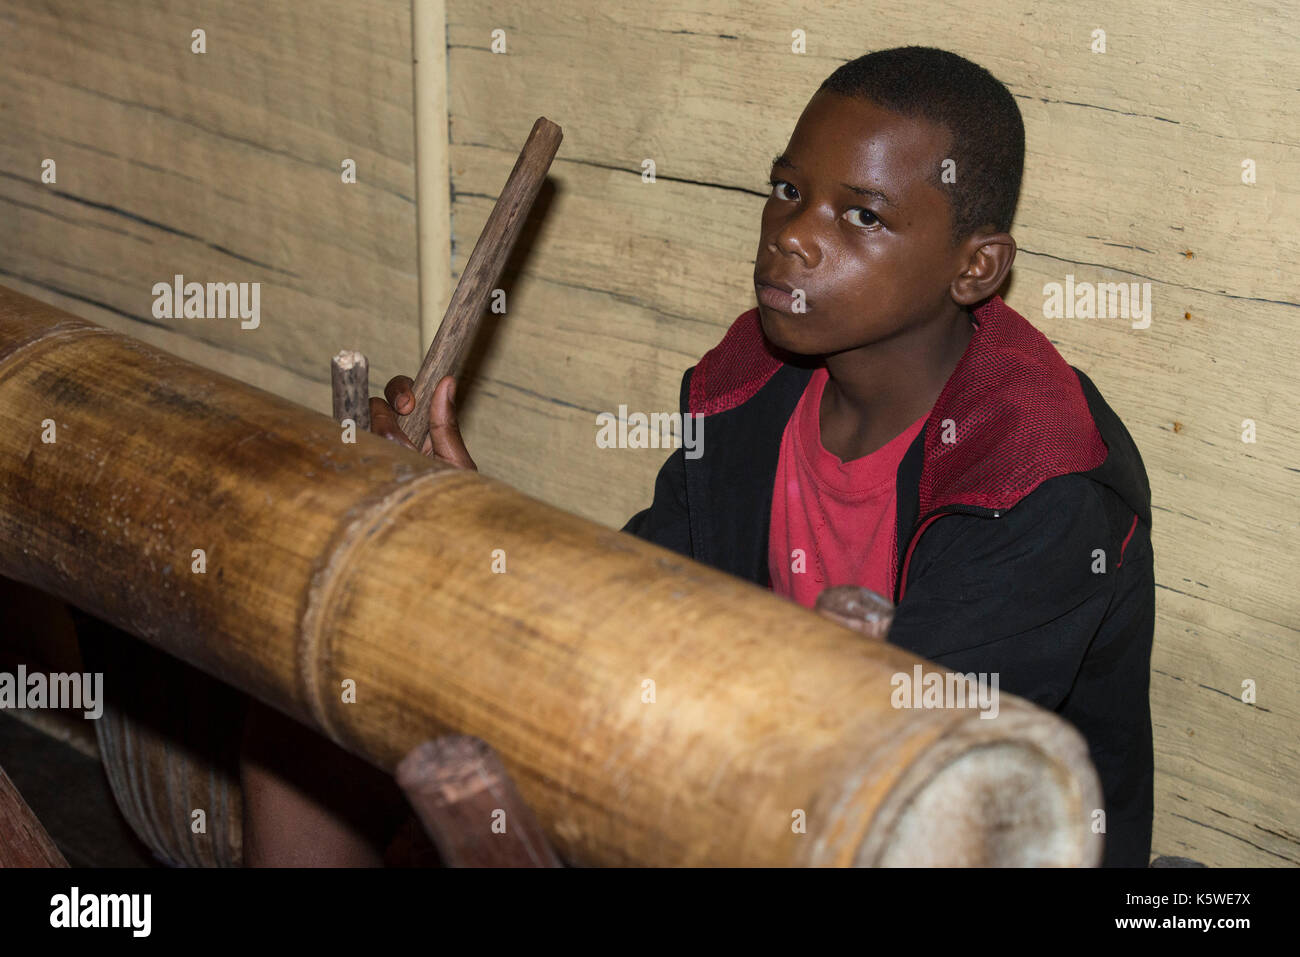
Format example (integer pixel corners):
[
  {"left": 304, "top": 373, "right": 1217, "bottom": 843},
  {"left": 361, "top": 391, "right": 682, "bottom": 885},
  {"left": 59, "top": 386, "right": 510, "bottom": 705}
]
[{"left": 688, "top": 295, "right": 1108, "bottom": 514}]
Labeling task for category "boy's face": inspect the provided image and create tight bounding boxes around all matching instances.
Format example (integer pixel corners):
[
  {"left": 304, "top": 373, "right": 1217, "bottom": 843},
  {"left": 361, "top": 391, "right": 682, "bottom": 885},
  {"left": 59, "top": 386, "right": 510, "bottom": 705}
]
[{"left": 754, "top": 90, "right": 972, "bottom": 356}]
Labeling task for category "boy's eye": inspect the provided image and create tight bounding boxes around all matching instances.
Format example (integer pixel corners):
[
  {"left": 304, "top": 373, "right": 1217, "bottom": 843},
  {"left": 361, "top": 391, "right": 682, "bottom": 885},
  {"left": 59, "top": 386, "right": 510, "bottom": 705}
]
[
  {"left": 768, "top": 178, "right": 797, "bottom": 201},
  {"left": 767, "top": 179, "right": 882, "bottom": 229},
  {"left": 845, "top": 207, "right": 881, "bottom": 228}
]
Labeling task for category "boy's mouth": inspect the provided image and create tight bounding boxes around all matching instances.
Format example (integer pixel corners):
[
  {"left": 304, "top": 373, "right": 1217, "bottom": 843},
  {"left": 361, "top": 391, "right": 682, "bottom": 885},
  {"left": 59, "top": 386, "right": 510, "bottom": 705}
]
[{"left": 755, "top": 277, "right": 807, "bottom": 313}]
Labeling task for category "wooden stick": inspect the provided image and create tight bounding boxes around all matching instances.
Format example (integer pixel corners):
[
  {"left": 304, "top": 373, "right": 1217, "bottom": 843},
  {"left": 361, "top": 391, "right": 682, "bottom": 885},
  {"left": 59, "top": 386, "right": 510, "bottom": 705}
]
[
  {"left": 330, "top": 350, "right": 370, "bottom": 433},
  {"left": 398, "top": 116, "right": 563, "bottom": 449},
  {"left": 0, "top": 762, "right": 68, "bottom": 867},
  {"left": 396, "top": 736, "right": 562, "bottom": 868}
]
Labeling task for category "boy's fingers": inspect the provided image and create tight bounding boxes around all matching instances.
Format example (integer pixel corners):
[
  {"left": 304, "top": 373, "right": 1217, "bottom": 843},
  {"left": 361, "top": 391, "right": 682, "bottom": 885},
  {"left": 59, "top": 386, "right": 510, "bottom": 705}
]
[
  {"left": 368, "top": 396, "right": 418, "bottom": 451},
  {"left": 814, "top": 585, "right": 894, "bottom": 641},
  {"left": 384, "top": 375, "right": 416, "bottom": 415},
  {"left": 427, "top": 376, "right": 478, "bottom": 471},
  {"left": 369, "top": 377, "right": 475, "bottom": 469}
]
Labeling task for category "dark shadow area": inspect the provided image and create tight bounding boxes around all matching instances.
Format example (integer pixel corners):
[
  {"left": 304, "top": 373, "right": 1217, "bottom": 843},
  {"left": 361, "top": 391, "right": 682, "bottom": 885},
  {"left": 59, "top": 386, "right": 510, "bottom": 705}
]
[
  {"left": 0, "top": 714, "right": 157, "bottom": 867},
  {"left": 69, "top": 608, "right": 247, "bottom": 867}
]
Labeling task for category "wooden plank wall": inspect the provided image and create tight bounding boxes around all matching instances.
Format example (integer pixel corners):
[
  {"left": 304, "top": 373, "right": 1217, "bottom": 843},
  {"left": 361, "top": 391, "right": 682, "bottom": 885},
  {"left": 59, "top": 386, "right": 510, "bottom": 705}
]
[
  {"left": 0, "top": 0, "right": 1294, "bottom": 867},
  {"left": 443, "top": 2, "right": 1298, "bottom": 868},
  {"left": 0, "top": 0, "right": 423, "bottom": 410}
]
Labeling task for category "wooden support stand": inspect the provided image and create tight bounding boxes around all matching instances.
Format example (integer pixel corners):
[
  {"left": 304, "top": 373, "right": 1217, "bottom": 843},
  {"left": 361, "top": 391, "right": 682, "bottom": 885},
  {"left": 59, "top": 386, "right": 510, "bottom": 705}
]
[{"left": 396, "top": 736, "right": 562, "bottom": 868}]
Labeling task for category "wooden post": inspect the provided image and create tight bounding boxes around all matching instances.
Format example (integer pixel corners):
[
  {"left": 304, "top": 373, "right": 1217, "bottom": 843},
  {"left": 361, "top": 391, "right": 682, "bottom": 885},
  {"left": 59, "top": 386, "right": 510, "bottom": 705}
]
[
  {"left": 330, "top": 350, "right": 371, "bottom": 433},
  {"left": 396, "top": 737, "right": 562, "bottom": 868}
]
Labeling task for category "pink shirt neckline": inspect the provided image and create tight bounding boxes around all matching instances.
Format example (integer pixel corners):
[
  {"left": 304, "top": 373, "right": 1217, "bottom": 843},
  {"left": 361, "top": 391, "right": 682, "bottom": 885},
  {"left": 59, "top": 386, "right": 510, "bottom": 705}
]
[{"left": 794, "top": 366, "right": 930, "bottom": 496}]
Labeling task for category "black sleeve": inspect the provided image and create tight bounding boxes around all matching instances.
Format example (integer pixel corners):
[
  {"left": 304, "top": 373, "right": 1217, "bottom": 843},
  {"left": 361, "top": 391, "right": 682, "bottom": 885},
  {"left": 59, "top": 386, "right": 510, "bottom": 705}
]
[
  {"left": 886, "top": 474, "right": 1118, "bottom": 710},
  {"left": 619, "top": 367, "right": 694, "bottom": 559}
]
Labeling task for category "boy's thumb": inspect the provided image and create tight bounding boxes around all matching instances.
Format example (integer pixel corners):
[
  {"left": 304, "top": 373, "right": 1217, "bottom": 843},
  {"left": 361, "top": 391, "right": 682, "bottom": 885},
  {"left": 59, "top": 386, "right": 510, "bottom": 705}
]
[{"left": 425, "top": 376, "right": 476, "bottom": 470}]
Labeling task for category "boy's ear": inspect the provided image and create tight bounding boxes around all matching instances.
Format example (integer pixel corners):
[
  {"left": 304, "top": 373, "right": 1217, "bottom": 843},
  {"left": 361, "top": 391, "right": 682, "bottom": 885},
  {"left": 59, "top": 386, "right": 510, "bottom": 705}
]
[{"left": 951, "top": 231, "right": 1016, "bottom": 306}]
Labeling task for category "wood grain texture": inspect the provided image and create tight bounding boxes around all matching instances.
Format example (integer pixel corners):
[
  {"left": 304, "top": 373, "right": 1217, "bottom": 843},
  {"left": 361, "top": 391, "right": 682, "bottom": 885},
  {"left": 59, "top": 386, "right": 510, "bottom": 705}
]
[
  {"left": 396, "top": 736, "right": 563, "bottom": 867},
  {"left": 331, "top": 350, "right": 371, "bottom": 433},
  {"left": 0, "top": 0, "right": 427, "bottom": 413},
  {"left": 0, "top": 287, "right": 1105, "bottom": 866},
  {"left": 442, "top": 0, "right": 1300, "bottom": 867}
]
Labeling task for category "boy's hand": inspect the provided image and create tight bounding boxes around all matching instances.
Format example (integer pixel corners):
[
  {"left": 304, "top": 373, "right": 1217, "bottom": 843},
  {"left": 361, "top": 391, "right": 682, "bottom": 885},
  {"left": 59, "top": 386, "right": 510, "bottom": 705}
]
[
  {"left": 369, "top": 374, "right": 478, "bottom": 471},
  {"left": 815, "top": 585, "right": 894, "bottom": 641}
]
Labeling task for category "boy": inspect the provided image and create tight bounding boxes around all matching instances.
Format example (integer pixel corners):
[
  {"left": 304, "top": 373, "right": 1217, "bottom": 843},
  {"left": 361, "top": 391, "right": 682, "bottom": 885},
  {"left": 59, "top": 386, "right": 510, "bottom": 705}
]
[{"left": 305, "top": 46, "right": 1155, "bottom": 867}]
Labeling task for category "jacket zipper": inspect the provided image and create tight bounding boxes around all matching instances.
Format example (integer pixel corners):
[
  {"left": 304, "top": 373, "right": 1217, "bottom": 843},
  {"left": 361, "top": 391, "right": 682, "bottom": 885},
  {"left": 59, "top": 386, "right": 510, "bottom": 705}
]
[{"left": 894, "top": 504, "right": 1004, "bottom": 604}]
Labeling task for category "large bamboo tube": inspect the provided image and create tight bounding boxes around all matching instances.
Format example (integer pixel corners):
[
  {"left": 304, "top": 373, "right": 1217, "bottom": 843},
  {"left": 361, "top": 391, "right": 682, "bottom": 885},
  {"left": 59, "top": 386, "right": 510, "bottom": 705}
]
[{"left": 0, "top": 286, "right": 1103, "bottom": 866}]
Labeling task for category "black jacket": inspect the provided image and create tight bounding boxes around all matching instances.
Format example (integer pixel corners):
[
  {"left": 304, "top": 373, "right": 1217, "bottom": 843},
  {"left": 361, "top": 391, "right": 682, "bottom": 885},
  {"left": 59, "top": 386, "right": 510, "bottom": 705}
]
[{"left": 622, "top": 295, "right": 1155, "bottom": 867}]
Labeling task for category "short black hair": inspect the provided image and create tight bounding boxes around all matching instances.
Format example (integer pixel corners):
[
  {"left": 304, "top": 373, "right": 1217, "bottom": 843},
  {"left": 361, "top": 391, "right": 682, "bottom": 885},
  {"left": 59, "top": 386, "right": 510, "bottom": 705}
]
[{"left": 820, "top": 46, "right": 1024, "bottom": 244}]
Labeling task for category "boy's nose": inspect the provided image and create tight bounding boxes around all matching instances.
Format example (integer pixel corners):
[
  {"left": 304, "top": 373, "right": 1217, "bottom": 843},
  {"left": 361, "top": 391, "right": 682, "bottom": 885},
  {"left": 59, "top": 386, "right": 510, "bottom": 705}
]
[{"left": 770, "top": 217, "right": 821, "bottom": 267}]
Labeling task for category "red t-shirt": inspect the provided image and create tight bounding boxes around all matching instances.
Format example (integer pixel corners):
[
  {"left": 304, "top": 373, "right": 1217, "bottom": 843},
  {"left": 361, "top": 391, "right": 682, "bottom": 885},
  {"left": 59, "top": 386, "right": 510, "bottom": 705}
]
[{"left": 768, "top": 366, "right": 929, "bottom": 608}]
